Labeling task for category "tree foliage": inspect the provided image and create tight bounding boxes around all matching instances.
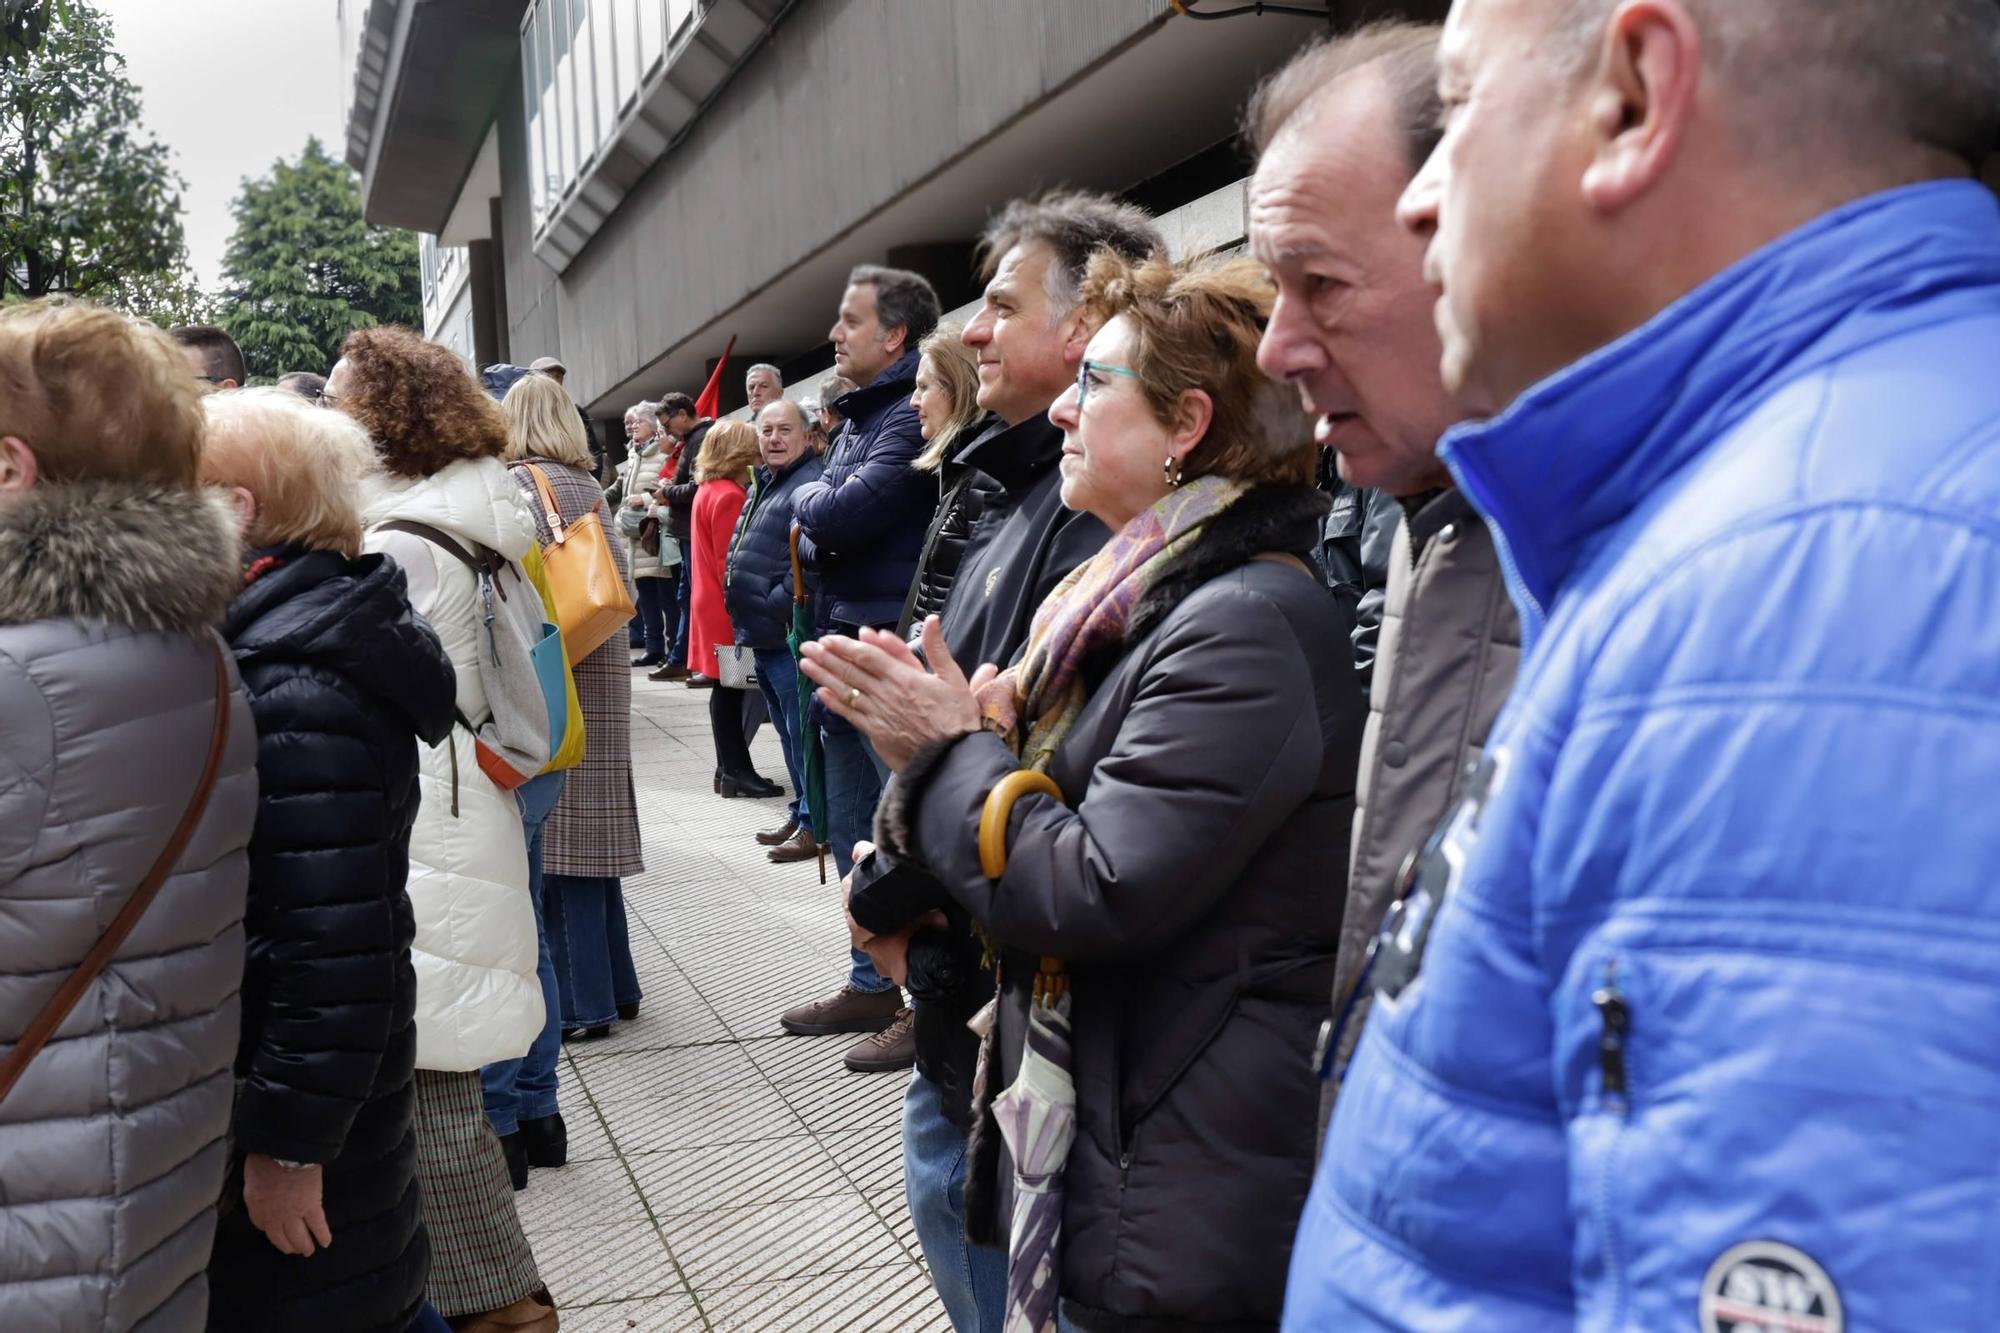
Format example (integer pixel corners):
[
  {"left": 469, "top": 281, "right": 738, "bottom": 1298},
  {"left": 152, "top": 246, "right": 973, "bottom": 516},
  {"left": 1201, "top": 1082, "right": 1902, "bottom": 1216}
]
[
  {"left": 219, "top": 137, "right": 421, "bottom": 381},
  {"left": 0, "top": 0, "right": 199, "bottom": 314}
]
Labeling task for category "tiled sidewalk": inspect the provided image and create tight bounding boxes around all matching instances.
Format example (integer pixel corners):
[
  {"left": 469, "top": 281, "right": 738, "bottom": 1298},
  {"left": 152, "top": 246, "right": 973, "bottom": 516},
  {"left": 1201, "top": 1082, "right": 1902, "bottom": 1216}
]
[{"left": 517, "top": 671, "right": 950, "bottom": 1331}]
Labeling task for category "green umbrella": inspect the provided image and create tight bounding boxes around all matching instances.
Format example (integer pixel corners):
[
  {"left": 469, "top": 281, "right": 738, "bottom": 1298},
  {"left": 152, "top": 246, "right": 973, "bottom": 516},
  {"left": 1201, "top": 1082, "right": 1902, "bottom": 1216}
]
[{"left": 787, "top": 524, "right": 828, "bottom": 883}]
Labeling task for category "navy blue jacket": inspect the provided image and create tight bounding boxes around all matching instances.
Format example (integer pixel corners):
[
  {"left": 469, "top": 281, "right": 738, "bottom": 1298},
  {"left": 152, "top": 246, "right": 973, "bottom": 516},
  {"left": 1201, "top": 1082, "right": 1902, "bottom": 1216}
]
[
  {"left": 208, "top": 548, "right": 455, "bottom": 1333},
  {"left": 724, "top": 452, "right": 824, "bottom": 651},
  {"left": 792, "top": 348, "right": 934, "bottom": 631}
]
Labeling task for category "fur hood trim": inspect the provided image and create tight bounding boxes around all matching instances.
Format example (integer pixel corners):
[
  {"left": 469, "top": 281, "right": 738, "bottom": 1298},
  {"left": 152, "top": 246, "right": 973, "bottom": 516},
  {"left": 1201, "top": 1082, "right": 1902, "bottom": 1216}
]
[
  {"left": 1124, "top": 483, "right": 1329, "bottom": 645},
  {"left": 0, "top": 481, "right": 243, "bottom": 633}
]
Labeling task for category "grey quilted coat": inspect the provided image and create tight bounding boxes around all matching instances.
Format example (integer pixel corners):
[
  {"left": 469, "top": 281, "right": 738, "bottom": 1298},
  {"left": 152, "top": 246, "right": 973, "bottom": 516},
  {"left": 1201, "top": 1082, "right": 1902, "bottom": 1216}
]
[{"left": 0, "top": 482, "right": 259, "bottom": 1332}]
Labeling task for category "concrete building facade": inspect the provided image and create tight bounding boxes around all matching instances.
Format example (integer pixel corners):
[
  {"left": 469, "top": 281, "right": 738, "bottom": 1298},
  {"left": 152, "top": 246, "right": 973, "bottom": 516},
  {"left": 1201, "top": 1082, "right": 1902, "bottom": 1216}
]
[{"left": 339, "top": 0, "right": 1442, "bottom": 423}]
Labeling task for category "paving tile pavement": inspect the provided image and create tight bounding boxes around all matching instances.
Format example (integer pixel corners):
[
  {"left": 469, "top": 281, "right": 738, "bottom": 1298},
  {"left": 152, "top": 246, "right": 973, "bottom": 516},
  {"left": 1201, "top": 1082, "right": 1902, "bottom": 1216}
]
[{"left": 519, "top": 668, "right": 951, "bottom": 1332}]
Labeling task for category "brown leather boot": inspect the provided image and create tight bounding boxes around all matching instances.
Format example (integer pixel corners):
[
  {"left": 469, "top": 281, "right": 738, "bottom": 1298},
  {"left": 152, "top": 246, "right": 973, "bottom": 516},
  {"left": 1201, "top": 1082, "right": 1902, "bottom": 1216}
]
[
  {"left": 844, "top": 1008, "right": 917, "bottom": 1073},
  {"left": 447, "top": 1287, "right": 558, "bottom": 1333},
  {"left": 767, "top": 827, "right": 820, "bottom": 864},
  {"left": 778, "top": 984, "right": 902, "bottom": 1036},
  {"left": 755, "top": 818, "right": 799, "bottom": 847}
]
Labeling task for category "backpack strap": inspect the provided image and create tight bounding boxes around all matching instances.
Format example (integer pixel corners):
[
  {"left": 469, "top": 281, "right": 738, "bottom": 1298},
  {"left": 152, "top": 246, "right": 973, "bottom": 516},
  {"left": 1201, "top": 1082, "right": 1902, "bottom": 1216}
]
[
  {"left": 0, "top": 637, "right": 233, "bottom": 1107},
  {"left": 375, "top": 519, "right": 508, "bottom": 588}
]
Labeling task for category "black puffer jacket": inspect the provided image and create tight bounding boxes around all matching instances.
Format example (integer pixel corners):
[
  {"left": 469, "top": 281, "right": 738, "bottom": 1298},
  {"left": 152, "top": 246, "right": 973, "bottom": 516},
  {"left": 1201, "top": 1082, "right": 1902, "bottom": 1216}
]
[
  {"left": 897, "top": 414, "right": 1001, "bottom": 637},
  {"left": 877, "top": 487, "right": 1363, "bottom": 1332},
  {"left": 660, "top": 419, "right": 714, "bottom": 543},
  {"left": 850, "top": 412, "right": 1108, "bottom": 1130},
  {"left": 723, "top": 453, "right": 825, "bottom": 650},
  {"left": 206, "top": 548, "right": 456, "bottom": 1333}
]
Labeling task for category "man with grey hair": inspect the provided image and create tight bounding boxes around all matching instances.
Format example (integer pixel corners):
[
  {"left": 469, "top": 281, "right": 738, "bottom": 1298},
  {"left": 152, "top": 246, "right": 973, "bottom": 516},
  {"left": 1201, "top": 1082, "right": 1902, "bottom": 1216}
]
[
  {"left": 836, "top": 189, "right": 1161, "bottom": 1331},
  {"left": 1287, "top": 1, "right": 2000, "bottom": 1328},
  {"left": 744, "top": 363, "right": 783, "bottom": 415},
  {"left": 1245, "top": 21, "right": 1520, "bottom": 1137}
]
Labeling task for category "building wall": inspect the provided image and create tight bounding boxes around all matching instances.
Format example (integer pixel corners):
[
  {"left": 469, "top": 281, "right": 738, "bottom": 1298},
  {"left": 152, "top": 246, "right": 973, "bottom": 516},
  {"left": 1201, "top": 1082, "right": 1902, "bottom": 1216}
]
[{"left": 498, "top": 0, "right": 1196, "bottom": 405}]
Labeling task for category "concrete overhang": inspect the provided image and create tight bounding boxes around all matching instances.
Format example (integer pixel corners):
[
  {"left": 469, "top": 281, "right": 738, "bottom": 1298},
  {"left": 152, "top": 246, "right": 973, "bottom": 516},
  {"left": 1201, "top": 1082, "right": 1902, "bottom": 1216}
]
[
  {"left": 346, "top": 0, "right": 526, "bottom": 236},
  {"left": 587, "top": 8, "right": 1325, "bottom": 413}
]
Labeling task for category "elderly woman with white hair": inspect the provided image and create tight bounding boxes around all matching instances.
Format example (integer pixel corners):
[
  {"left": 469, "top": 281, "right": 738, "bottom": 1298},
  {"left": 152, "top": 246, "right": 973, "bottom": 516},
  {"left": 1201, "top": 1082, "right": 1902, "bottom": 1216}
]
[
  {"left": 199, "top": 387, "right": 457, "bottom": 1333},
  {"left": 611, "top": 399, "right": 678, "bottom": 667}
]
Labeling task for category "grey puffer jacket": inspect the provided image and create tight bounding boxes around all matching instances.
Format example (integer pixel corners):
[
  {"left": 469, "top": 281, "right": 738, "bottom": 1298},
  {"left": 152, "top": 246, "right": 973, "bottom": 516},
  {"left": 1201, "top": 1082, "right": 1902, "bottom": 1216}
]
[
  {"left": 0, "top": 482, "right": 259, "bottom": 1332},
  {"left": 1326, "top": 486, "right": 1519, "bottom": 1109},
  {"left": 878, "top": 486, "right": 1364, "bottom": 1332}
]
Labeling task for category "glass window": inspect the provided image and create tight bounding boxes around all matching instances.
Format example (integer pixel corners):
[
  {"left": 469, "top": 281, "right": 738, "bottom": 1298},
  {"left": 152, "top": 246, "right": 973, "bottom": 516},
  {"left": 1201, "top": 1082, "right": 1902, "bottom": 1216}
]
[
  {"left": 592, "top": 0, "right": 620, "bottom": 147},
  {"left": 552, "top": 0, "right": 578, "bottom": 192},
  {"left": 665, "top": 0, "right": 694, "bottom": 45},
  {"left": 525, "top": 6, "right": 551, "bottom": 227},
  {"left": 623, "top": 0, "right": 648, "bottom": 96},
  {"left": 565, "top": 0, "right": 595, "bottom": 170}
]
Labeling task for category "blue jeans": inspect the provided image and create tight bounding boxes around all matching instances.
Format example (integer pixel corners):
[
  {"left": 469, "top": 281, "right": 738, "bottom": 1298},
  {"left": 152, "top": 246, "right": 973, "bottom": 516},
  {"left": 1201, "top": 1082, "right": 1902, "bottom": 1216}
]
[
  {"left": 544, "top": 873, "right": 643, "bottom": 1030},
  {"left": 481, "top": 771, "right": 566, "bottom": 1135},
  {"left": 754, "top": 647, "right": 811, "bottom": 834},
  {"left": 407, "top": 1301, "right": 453, "bottom": 1333},
  {"left": 904, "top": 1070, "right": 1008, "bottom": 1331},
  {"left": 822, "top": 720, "right": 891, "bottom": 993},
  {"left": 669, "top": 539, "right": 693, "bottom": 666},
  {"left": 634, "top": 575, "right": 671, "bottom": 658}
]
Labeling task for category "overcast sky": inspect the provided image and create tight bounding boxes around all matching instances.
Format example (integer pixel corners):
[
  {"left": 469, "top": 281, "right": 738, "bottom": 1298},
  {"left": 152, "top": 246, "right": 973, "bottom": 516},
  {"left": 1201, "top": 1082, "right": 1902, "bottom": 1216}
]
[{"left": 97, "top": 0, "right": 350, "bottom": 290}]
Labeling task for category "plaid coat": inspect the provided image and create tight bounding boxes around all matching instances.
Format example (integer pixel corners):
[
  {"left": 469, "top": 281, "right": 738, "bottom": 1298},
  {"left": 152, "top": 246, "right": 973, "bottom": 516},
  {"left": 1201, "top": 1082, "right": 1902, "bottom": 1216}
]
[{"left": 508, "top": 457, "right": 644, "bottom": 877}]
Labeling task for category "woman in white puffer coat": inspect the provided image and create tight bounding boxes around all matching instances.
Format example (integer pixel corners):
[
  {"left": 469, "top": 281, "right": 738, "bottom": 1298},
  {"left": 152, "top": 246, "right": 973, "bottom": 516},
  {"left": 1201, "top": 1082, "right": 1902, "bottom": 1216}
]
[{"left": 324, "top": 327, "right": 556, "bottom": 1333}]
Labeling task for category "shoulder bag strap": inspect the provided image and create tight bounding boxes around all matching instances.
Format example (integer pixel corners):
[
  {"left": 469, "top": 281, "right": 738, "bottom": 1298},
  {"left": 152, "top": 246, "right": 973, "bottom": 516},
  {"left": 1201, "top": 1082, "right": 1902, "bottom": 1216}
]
[
  {"left": 0, "top": 636, "right": 233, "bottom": 1107},
  {"left": 521, "top": 463, "right": 569, "bottom": 544}
]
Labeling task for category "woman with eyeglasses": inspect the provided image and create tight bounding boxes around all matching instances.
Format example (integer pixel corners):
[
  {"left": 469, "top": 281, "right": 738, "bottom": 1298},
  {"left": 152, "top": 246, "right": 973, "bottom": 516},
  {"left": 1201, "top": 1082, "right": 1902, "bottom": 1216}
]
[{"left": 802, "top": 252, "right": 1365, "bottom": 1330}]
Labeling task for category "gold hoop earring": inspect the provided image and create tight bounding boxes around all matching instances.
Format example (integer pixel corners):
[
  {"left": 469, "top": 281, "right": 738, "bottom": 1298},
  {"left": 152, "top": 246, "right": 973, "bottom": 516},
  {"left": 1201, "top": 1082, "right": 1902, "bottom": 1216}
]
[{"left": 1163, "top": 455, "right": 1184, "bottom": 488}]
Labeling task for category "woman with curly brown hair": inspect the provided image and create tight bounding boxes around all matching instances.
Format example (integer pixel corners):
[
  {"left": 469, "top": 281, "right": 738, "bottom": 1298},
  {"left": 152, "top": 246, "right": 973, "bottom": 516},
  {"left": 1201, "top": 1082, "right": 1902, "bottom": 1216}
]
[{"left": 321, "top": 328, "right": 557, "bottom": 1333}]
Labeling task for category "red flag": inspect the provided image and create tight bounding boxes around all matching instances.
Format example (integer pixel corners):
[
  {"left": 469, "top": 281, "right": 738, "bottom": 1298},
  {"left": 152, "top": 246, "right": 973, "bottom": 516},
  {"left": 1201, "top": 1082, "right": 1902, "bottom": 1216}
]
[{"left": 693, "top": 335, "right": 737, "bottom": 421}]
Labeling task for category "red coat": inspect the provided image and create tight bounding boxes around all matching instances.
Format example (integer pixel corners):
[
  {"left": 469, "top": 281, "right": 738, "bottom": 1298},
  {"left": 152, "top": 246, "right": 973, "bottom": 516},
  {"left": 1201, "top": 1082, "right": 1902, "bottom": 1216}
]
[{"left": 687, "top": 478, "right": 747, "bottom": 675}]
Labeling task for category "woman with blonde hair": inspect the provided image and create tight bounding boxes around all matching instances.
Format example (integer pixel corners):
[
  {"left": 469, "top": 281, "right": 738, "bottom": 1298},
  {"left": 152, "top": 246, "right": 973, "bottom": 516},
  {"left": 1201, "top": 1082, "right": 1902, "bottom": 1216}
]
[
  {"left": 0, "top": 298, "right": 258, "bottom": 1332},
  {"left": 200, "top": 388, "right": 454, "bottom": 1333},
  {"left": 322, "top": 328, "right": 556, "bottom": 1333},
  {"left": 687, "top": 419, "right": 778, "bottom": 797},
  {"left": 900, "top": 320, "right": 995, "bottom": 636},
  {"left": 803, "top": 253, "right": 1365, "bottom": 1329},
  {"left": 495, "top": 373, "right": 644, "bottom": 1069}
]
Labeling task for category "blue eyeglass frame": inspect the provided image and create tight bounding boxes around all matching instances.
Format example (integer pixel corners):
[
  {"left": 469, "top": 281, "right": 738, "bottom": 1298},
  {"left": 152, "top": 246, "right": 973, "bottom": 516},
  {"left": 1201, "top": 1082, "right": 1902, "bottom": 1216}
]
[{"left": 1076, "top": 359, "right": 1138, "bottom": 409}]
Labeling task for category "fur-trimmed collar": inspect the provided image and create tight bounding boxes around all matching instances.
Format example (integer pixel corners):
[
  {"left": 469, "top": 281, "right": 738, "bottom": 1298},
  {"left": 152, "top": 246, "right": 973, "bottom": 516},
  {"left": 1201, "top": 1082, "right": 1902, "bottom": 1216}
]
[
  {"left": 0, "top": 481, "right": 242, "bottom": 633},
  {"left": 1123, "top": 483, "right": 1330, "bottom": 644}
]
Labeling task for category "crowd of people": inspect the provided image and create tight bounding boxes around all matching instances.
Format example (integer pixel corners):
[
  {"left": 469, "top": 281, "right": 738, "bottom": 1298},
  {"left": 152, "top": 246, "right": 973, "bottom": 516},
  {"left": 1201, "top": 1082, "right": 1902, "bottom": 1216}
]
[{"left": 5, "top": 0, "right": 2000, "bottom": 1330}]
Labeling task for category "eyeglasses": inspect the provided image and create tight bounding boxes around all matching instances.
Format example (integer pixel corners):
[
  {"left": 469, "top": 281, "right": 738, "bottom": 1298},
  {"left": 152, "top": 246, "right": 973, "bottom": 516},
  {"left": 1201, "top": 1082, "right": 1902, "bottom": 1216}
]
[
  {"left": 315, "top": 391, "right": 341, "bottom": 408},
  {"left": 1075, "top": 360, "right": 1138, "bottom": 410},
  {"left": 195, "top": 374, "right": 228, "bottom": 384}
]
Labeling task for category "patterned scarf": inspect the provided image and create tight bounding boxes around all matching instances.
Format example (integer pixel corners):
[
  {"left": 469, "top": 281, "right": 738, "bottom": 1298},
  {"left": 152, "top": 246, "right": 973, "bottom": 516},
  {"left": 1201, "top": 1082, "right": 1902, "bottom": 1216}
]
[{"left": 974, "top": 474, "right": 1245, "bottom": 770}]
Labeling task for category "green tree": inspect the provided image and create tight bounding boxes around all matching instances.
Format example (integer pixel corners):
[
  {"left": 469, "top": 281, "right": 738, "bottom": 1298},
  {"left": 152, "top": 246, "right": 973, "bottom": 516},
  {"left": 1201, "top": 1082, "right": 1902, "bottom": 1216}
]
[
  {"left": 219, "top": 137, "right": 420, "bottom": 380},
  {"left": 1, "top": 0, "right": 200, "bottom": 312}
]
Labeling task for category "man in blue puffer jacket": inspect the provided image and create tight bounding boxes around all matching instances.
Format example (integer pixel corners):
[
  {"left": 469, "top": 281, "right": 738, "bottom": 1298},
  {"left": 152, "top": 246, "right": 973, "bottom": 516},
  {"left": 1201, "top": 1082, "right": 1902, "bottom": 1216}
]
[
  {"left": 724, "top": 398, "right": 825, "bottom": 864},
  {"left": 1285, "top": 1, "right": 2000, "bottom": 1329}
]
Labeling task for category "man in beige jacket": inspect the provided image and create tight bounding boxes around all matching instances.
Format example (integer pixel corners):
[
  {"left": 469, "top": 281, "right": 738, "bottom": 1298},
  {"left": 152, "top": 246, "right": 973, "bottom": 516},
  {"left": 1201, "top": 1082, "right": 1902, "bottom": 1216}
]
[{"left": 1247, "top": 20, "right": 1522, "bottom": 1121}]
